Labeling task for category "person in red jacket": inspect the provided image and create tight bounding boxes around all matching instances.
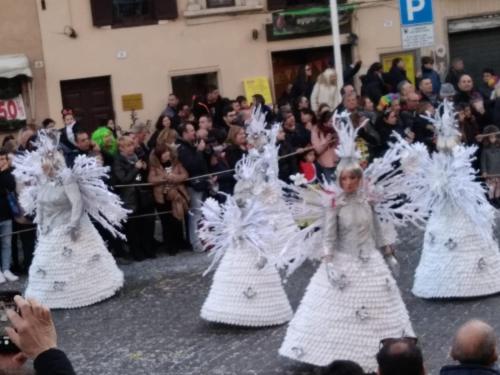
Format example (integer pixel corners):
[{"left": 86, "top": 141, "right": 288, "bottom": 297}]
[{"left": 299, "top": 149, "right": 318, "bottom": 184}]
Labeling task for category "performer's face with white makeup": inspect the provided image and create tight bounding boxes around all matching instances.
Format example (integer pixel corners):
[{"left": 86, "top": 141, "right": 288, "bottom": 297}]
[{"left": 340, "top": 170, "right": 361, "bottom": 194}]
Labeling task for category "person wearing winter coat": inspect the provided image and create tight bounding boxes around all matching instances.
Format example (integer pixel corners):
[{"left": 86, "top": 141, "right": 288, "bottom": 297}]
[
  {"left": 361, "top": 62, "right": 388, "bottom": 105},
  {"left": 148, "top": 143, "right": 189, "bottom": 255},
  {"left": 113, "top": 135, "right": 155, "bottom": 260},
  {"left": 420, "top": 56, "right": 441, "bottom": 96},
  {"left": 387, "top": 58, "right": 409, "bottom": 93},
  {"left": 310, "top": 68, "right": 342, "bottom": 113}
]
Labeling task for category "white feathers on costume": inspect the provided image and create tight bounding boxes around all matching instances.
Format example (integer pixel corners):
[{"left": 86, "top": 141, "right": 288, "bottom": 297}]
[
  {"left": 332, "top": 111, "right": 365, "bottom": 166},
  {"left": 421, "top": 99, "right": 461, "bottom": 152},
  {"left": 71, "top": 155, "right": 129, "bottom": 238},
  {"left": 245, "top": 106, "right": 270, "bottom": 150},
  {"left": 198, "top": 196, "right": 275, "bottom": 276},
  {"left": 399, "top": 141, "right": 494, "bottom": 238},
  {"left": 278, "top": 179, "right": 340, "bottom": 276},
  {"left": 13, "top": 131, "right": 128, "bottom": 238},
  {"left": 363, "top": 136, "right": 426, "bottom": 229},
  {"left": 279, "top": 122, "right": 426, "bottom": 276},
  {"left": 199, "top": 110, "right": 295, "bottom": 326}
]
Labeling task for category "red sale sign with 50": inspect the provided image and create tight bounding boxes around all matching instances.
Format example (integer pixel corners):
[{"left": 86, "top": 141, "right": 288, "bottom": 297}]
[{"left": 0, "top": 95, "right": 26, "bottom": 121}]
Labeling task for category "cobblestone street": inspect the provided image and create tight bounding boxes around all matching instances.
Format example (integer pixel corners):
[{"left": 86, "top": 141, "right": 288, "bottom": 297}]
[{"left": 3, "top": 224, "right": 500, "bottom": 374}]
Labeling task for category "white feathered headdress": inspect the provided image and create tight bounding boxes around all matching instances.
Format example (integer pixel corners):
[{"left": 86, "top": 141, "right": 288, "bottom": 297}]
[
  {"left": 422, "top": 99, "right": 460, "bottom": 152},
  {"left": 332, "top": 111, "right": 367, "bottom": 173},
  {"left": 245, "top": 105, "right": 269, "bottom": 150}
]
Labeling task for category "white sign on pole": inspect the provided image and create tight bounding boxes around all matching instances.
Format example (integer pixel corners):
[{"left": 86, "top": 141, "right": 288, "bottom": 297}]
[
  {"left": 399, "top": 0, "right": 435, "bottom": 50},
  {"left": 401, "top": 23, "right": 435, "bottom": 49}
]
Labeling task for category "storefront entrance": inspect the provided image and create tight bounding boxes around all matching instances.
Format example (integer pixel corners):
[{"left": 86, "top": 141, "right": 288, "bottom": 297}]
[{"left": 271, "top": 45, "right": 351, "bottom": 102}]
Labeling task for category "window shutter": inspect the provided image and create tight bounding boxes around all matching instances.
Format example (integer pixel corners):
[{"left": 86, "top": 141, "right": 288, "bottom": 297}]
[
  {"left": 267, "top": 0, "right": 286, "bottom": 11},
  {"left": 90, "top": 0, "right": 113, "bottom": 27},
  {"left": 153, "top": 0, "right": 178, "bottom": 20}
]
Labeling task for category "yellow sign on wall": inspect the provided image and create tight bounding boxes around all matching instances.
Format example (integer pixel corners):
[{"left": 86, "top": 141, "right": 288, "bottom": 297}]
[
  {"left": 122, "top": 94, "right": 144, "bottom": 111},
  {"left": 243, "top": 77, "right": 273, "bottom": 105},
  {"left": 380, "top": 51, "right": 417, "bottom": 85}
]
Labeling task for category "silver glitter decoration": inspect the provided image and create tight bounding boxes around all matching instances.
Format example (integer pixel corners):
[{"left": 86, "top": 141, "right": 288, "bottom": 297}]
[
  {"left": 62, "top": 246, "right": 73, "bottom": 257},
  {"left": 326, "top": 264, "right": 349, "bottom": 290},
  {"left": 255, "top": 256, "right": 267, "bottom": 270},
  {"left": 444, "top": 238, "right": 457, "bottom": 250},
  {"left": 36, "top": 268, "right": 47, "bottom": 278},
  {"left": 478, "top": 257, "right": 487, "bottom": 270},
  {"left": 243, "top": 287, "right": 257, "bottom": 299},
  {"left": 291, "top": 346, "right": 305, "bottom": 358},
  {"left": 358, "top": 248, "right": 371, "bottom": 263},
  {"left": 356, "top": 306, "right": 369, "bottom": 321},
  {"left": 385, "top": 278, "right": 393, "bottom": 291},
  {"left": 53, "top": 281, "right": 66, "bottom": 291}
]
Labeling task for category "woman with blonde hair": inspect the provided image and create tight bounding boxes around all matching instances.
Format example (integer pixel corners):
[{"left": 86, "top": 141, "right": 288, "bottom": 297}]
[
  {"left": 148, "top": 142, "right": 189, "bottom": 255},
  {"left": 310, "top": 68, "right": 342, "bottom": 113}
]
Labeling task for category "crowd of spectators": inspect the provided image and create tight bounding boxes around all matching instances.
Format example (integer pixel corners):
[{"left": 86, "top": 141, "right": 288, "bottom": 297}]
[{"left": 0, "top": 57, "right": 499, "bottom": 272}]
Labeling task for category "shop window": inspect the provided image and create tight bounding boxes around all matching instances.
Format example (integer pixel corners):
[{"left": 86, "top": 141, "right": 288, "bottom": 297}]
[{"left": 90, "top": 0, "right": 178, "bottom": 28}]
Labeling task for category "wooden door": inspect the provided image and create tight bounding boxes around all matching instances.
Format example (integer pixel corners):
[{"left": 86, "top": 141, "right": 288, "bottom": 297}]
[{"left": 60, "top": 76, "right": 114, "bottom": 133}]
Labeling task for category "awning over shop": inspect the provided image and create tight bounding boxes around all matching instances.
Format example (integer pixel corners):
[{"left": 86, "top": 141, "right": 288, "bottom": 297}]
[{"left": 0, "top": 54, "right": 32, "bottom": 79}]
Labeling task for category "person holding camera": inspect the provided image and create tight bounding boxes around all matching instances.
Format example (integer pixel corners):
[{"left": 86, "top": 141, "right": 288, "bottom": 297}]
[
  {"left": 0, "top": 295, "right": 75, "bottom": 374},
  {"left": 64, "top": 130, "right": 101, "bottom": 168},
  {"left": 177, "top": 123, "right": 211, "bottom": 253},
  {"left": 113, "top": 135, "right": 155, "bottom": 261},
  {"left": 149, "top": 143, "right": 189, "bottom": 255}
]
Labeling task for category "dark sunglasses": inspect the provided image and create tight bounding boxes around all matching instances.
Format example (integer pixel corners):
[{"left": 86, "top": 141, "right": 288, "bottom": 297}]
[{"left": 379, "top": 336, "right": 418, "bottom": 349}]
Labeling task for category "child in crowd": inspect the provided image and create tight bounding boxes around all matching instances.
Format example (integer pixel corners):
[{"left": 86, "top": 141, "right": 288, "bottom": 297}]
[
  {"left": 480, "top": 125, "right": 500, "bottom": 204},
  {"left": 299, "top": 149, "right": 318, "bottom": 184}
]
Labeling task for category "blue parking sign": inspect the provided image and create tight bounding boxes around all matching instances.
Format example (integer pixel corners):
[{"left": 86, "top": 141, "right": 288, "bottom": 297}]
[{"left": 399, "top": 0, "right": 434, "bottom": 26}]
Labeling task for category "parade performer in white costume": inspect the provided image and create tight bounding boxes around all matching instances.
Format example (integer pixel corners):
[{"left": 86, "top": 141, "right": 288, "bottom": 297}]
[
  {"left": 198, "top": 113, "right": 295, "bottom": 326},
  {"left": 278, "top": 113, "right": 421, "bottom": 372},
  {"left": 404, "top": 101, "right": 500, "bottom": 298},
  {"left": 13, "top": 131, "right": 127, "bottom": 309}
]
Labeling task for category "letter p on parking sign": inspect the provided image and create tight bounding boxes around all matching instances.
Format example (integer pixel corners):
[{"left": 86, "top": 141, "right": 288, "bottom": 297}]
[{"left": 399, "top": 0, "right": 433, "bottom": 26}]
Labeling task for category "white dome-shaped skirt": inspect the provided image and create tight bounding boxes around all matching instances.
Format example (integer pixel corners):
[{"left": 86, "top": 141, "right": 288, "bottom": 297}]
[
  {"left": 279, "top": 250, "right": 414, "bottom": 373},
  {"left": 201, "top": 244, "right": 293, "bottom": 327},
  {"left": 413, "top": 207, "right": 500, "bottom": 298},
  {"left": 25, "top": 216, "right": 124, "bottom": 309}
]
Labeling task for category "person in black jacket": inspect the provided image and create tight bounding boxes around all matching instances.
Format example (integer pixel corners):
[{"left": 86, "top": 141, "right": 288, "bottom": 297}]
[
  {"left": 177, "top": 123, "right": 210, "bottom": 253},
  {"left": 445, "top": 57, "right": 466, "bottom": 91},
  {"left": 4, "top": 295, "right": 76, "bottom": 375},
  {"left": 59, "top": 108, "right": 83, "bottom": 154},
  {"left": 361, "top": 62, "right": 388, "bottom": 105},
  {"left": 113, "top": 135, "right": 154, "bottom": 261},
  {"left": 291, "top": 64, "right": 315, "bottom": 101},
  {"left": 387, "top": 58, "right": 409, "bottom": 93}
]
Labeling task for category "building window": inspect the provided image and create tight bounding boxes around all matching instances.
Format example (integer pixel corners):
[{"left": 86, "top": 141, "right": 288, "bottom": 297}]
[
  {"left": 112, "top": 0, "right": 155, "bottom": 26},
  {"left": 206, "top": 0, "right": 235, "bottom": 8},
  {"left": 90, "top": 0, "right": 178, "bottom": 28}
]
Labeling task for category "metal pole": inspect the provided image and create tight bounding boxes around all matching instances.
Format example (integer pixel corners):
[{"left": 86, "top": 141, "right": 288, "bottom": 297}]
[{"left": 329, "top": 0, "right": 344, "bottom": 88}]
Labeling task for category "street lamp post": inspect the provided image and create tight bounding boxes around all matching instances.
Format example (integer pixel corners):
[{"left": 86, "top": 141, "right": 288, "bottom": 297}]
[{"left": 329, "top": 0, "right": 344, "bottom": 88}]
